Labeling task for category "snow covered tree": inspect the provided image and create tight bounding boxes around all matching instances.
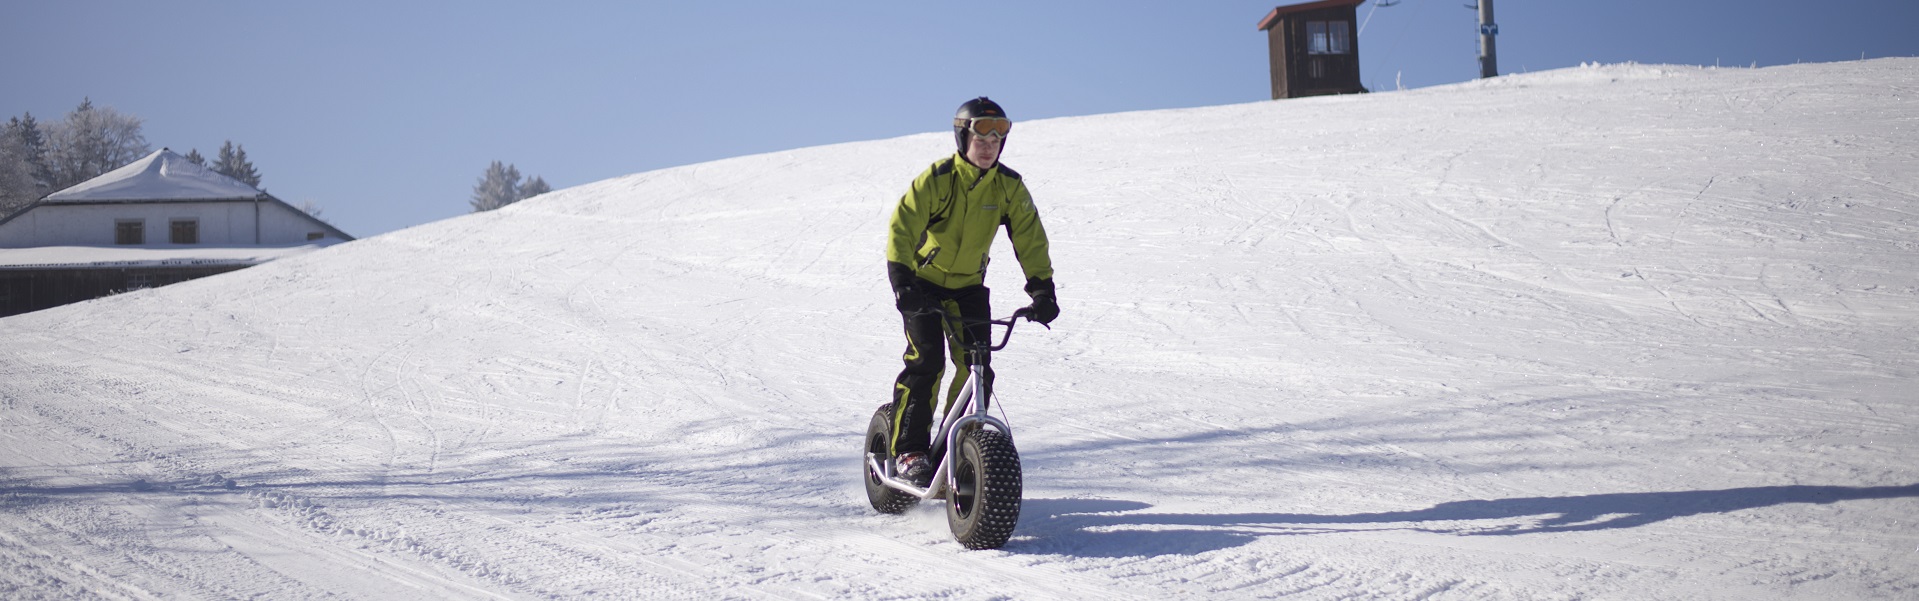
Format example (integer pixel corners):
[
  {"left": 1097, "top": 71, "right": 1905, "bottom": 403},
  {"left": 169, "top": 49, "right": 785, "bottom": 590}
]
[
  {"left": 184, "top": 148, "right": 206, "bottom": 166},
  {"left": 470, "top": 162, "right": 552, "bottom": 212},
  {"left": 2, "top": 115, "right": 50, "bottom": 215},
  {"left": 471, "top": 161, "right": 523, "bottom": 212},
  {"left": 212, "top": 141, "right": 263, "bottom": 188},
  {"left": 45, "top": 98, "right": 149, "bottom": 190}
]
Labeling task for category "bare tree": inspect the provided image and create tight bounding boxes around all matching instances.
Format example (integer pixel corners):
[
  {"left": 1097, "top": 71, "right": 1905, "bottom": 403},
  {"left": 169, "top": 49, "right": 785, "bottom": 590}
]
[
  {"left": 297, "top": 199, "right": 329, "bottom": 223},
  {"left": 45, "top": 98, "right": 149, "bottom": 190}
]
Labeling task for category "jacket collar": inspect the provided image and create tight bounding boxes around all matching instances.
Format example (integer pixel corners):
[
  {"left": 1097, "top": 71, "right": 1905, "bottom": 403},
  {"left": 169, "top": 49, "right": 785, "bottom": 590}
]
[{"left": 953, "top": 152, "right": 995, "bottom": 188}]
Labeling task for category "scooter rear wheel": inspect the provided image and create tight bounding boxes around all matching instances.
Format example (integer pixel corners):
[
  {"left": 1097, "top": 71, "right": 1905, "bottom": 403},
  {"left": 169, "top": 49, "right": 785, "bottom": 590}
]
[{"left": 946, "top": 428, "right": 1022, "bottom": 549}]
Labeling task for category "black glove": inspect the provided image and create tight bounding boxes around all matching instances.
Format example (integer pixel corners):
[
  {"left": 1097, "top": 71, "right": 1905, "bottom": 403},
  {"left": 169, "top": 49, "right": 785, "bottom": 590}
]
[
  {"left": 1024, "top": 277, "right": 1059, "bottom": 324},
  {"left": 889, "top": 262, "right": 933, "bottom": 314}
]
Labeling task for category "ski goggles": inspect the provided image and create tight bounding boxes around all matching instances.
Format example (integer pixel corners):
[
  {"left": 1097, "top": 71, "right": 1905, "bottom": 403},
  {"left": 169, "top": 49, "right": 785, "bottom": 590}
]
[{"left": 956, "top": 116, "right": 1013, "bottom": 139}]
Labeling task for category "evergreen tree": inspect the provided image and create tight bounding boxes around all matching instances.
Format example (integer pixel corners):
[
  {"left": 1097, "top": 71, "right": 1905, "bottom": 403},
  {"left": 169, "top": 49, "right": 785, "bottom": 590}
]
[
  {"left": 8, "top": 113, "right": 51, "bottom": 194},
  {"left": 519, "top": 175, "right": 552, "bottom": 200},
  {"left": 471, "top": 161, "right": 522, "bottom": 212},
  {"left": 213, "top": 141, "right": 263, "bottom": 188},
  {"left": 45, "top": 98, "right": 149, "bottom": 190},
  {"left": 0, "top": 127, "right": 38, "bottom": 217},
  {"left": 184, "top": 148, "right": 206, "bottom": 166}
]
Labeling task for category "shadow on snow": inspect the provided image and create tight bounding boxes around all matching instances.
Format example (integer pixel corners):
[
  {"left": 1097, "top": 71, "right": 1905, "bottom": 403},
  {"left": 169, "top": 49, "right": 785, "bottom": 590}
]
[{"left": 1014, "top": 483, "right": 1919, "bottom": 558}]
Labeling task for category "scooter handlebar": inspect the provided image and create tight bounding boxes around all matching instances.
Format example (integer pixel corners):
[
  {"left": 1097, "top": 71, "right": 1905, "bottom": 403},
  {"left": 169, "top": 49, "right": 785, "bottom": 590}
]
[{"left": 905, "top": 306, "right": 1048, "bottom": 352}]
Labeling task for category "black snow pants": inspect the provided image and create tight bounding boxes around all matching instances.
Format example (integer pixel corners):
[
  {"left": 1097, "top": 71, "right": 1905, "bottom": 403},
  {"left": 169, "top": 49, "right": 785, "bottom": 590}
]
[{"left": 889, "top": 283, "right": 994, "bottom": 457}]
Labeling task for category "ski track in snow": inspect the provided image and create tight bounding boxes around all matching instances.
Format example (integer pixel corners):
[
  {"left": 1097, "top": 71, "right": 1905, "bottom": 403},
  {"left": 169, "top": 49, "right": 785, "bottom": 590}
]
[{"left": 4, "top": 59, "right": 1919, "bottom": 599}]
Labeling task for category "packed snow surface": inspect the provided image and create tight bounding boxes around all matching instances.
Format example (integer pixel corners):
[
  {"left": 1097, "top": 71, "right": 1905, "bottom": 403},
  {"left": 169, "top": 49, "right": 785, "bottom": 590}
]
[{"left": 4, "top": 59, "right": 1917, "bottom": 600}]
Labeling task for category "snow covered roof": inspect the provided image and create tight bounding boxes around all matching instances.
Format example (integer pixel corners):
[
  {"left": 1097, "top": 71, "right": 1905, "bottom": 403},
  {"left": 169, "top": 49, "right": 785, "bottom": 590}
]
[{"left": 42, "top": 148, "right": 265, "bottom": 203}]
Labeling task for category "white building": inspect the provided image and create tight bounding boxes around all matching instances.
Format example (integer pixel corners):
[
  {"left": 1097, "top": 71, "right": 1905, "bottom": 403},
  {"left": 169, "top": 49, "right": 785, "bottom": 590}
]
[
  {"left": 0, "top": 148, "right": 351, "bottom": 248},
  {"left": 0, "top": 148, "right": 353, "bottom": 316}
]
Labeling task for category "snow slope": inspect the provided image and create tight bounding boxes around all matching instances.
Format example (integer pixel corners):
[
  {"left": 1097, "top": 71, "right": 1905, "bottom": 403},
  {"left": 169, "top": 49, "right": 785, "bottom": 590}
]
[{"left": 3, "top": 58, "right": 1917, "bottom": 600}]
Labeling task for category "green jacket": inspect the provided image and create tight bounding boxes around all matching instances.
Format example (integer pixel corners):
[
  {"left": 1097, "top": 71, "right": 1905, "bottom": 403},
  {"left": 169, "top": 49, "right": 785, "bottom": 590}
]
[{"left": 887, "top": 154, "right": 1053, "bottom": 290}]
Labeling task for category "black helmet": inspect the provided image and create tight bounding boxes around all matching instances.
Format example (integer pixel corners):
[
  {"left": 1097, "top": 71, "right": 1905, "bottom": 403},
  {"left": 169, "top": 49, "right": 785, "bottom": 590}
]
[{"left": 953, "top": 96, "right": 1009, "bottom": 154}]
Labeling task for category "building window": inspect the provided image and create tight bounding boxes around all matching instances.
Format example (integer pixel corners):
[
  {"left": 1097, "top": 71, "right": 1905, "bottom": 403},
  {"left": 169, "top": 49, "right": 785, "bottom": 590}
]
[
  {"left": 170, "top": 219, "right": 199, "bottom": 244},
  {"left": 115, "top": 220, "right": 145, "bottom": 245},
  {"left": 1307, "top": 20, "right": 1351, "bottom": 55},
  {"left": 307, "top": 232, "right": 325, "bottom": 241}
]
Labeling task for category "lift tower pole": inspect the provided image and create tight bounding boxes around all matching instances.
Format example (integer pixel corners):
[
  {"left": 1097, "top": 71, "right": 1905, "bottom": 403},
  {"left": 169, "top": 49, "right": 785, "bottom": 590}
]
[{"left": 1477, "top": 0, "right": 1498, "bottom": 78}]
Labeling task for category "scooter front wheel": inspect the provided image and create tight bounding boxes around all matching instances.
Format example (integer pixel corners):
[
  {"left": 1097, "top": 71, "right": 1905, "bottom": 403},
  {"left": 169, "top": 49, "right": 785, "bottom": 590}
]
[{"left": 946, "top": 428, "right": 1022, "bottom": 549}]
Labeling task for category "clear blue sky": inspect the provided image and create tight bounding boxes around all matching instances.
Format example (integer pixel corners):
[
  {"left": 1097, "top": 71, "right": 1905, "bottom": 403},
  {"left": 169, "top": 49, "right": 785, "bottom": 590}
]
[{"left": 6, "top": 0, "right": 1915, "bottom": 237}]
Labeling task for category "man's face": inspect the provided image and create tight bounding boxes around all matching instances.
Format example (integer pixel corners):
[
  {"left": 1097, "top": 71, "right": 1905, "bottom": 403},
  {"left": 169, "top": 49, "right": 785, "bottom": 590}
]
[{"left": 965, "top": 133, "right": 1002, "bottom": 168}]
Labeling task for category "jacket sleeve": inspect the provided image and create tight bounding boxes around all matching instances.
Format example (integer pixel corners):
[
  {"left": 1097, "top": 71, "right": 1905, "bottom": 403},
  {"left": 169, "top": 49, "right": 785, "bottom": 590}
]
[
  {"left": 1002, "top": 180, "right": 1054, "bottom": 283},
  {"left": 885, "top": 165, "right": 940, "bottom": 273}
]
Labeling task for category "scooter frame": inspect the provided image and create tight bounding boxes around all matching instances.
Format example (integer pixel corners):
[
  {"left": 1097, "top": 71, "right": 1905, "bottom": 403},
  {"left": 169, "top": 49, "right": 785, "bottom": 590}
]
[{"left": 866, "top": 308, "right": 1040, "bottom": 500}]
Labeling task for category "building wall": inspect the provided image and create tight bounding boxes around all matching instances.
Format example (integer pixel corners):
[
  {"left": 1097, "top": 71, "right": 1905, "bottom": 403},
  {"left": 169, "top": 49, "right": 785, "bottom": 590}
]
[
  {"left": 1268, "top": 23, "right": 1292, "bottom": 100},
  {"left": 1291, "top": 7, "right": 1363, "bottom": 97},
  {"left": 0, "top": 200, "right": 342, "bottom": 248}
]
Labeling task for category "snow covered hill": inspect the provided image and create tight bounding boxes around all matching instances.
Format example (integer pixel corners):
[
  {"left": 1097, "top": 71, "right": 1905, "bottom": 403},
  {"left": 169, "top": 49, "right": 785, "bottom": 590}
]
[{"left": 3, "top": 58, "right": 1917, "bottom": 600}]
